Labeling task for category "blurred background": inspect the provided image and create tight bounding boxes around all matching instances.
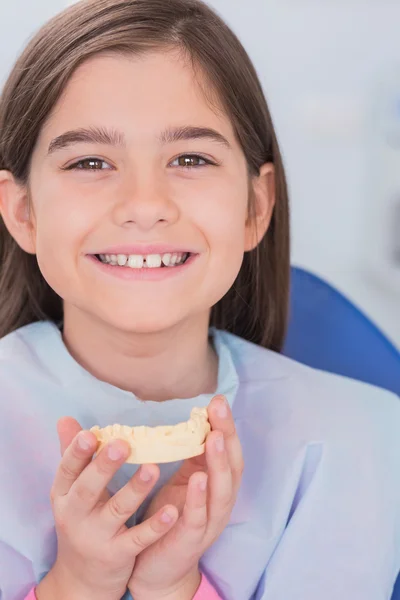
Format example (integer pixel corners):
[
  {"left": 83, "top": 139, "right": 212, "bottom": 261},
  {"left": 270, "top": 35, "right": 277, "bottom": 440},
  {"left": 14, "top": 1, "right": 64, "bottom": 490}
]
[{"left": 1, "top": 0, "right": 399, "bottom": 349}]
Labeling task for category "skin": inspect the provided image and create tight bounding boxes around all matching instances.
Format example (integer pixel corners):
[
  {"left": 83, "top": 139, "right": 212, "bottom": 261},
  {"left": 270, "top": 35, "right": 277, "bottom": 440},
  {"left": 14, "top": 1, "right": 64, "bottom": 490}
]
[
  {"left": 38, "top": 394, "right": 242, "bottom": 600},
  {"left": 0, "top": 49, "right": 275, "bottom": 599}
]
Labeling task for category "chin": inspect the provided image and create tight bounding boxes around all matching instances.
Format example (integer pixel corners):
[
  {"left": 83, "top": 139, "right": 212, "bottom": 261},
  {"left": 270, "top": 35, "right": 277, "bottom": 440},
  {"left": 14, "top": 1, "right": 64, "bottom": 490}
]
[{"left": 95, "top": 306, "right": 193, "bottom": 335}]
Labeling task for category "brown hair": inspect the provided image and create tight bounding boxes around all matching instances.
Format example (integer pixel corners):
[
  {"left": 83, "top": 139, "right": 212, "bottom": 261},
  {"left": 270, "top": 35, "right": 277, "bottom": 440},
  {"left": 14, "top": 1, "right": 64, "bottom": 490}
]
[{"left": 0, "top": 0, "right": 290, "bottom": 351}]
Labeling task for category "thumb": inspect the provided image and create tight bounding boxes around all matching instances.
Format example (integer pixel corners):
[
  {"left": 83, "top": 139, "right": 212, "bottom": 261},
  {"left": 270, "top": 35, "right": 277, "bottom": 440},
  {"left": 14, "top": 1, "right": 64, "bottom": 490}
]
[{"left": 57, "top": 416, "right": 83, "bottom": 456}]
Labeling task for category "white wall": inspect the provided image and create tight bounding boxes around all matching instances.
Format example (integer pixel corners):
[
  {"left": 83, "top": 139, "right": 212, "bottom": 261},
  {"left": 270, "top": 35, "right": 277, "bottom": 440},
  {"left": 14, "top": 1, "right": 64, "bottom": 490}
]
[
  {"left": 0, "top": 3, "right": 62, "bottom": 86},
  {"left": 1, "top": 0, "right": 399, "bottom": 347},
  {"left": 208, "top": 0, "right": 400, "bottom": 348}
]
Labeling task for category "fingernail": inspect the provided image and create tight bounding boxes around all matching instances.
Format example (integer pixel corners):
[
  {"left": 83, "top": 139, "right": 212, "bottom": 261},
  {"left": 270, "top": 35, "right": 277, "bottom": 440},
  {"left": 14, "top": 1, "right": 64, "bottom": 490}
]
[
  {"left": 215, "top": 435, "right": 225, "bottom": 453},
  {"left": 107, "top": 443, "right": 123, "bottom": 461},
  {"left": 139, "top": 466, "right": 153, "bottom": 482},
  {"left": 199, "top": 476, "right": 208, "bottom": 492},
  {"left": 161, "top": 510, "right": 173, "bottom": 524},
  {"left": 216, "top": 398, "right": 228, "bottom": 419},
  {"left": 77, "top": 432, "right": 92, "bottom": 451}
]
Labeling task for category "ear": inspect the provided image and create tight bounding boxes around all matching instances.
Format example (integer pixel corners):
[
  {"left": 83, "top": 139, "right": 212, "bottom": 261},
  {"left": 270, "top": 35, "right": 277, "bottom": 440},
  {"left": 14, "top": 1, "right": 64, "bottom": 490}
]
[
  {"left": 244, "top": 162, "right": 276, "bottom": 252},
  {"left": 0, "top": 170, "right": 36, "bottom": 254}
]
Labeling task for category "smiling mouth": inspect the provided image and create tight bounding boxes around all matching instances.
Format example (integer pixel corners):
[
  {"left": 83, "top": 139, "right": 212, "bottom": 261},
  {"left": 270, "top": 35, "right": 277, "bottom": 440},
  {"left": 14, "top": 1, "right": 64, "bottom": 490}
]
[{"left": 94, "top": 252, "right": 192, "bottom": 269}]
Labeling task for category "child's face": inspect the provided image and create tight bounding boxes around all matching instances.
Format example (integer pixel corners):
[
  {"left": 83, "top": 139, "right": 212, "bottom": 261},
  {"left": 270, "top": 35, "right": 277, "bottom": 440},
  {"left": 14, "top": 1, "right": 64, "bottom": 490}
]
[{"left": 23, "top": 52, "right": 272, "bottom": 333}]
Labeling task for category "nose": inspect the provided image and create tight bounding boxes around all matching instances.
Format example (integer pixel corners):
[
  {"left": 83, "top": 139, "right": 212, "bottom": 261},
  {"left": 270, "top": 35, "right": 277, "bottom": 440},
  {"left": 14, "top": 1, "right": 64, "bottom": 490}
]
[{"left": 112, "top": 175, "right": 179, "bottom": 232}]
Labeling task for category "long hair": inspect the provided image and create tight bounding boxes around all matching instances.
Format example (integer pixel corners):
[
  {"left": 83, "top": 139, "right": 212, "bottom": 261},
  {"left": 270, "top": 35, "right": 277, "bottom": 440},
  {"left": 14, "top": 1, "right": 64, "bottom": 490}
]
[{"left": 0, "top": 0, "right": 290, "bottom": 351}]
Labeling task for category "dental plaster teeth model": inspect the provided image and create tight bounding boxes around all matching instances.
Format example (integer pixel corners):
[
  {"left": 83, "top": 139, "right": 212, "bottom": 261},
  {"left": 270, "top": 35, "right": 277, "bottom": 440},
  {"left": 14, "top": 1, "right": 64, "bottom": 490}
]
[{"left": 90, "top": 407, "right": 210, "bottom": 464}]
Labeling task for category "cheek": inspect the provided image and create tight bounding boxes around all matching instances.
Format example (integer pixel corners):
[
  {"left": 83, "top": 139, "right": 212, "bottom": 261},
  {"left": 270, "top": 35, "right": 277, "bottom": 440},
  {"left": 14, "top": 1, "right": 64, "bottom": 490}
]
[
  {"left": 194, "top": 179, "right": 248, "bottom": 255},
  {"left": 34, "top": 181, "right": 97, "bottom": 252},
  {"left": 32, "top": 188, "right": 95, "bottom": 296},
  {"left": 187, "top": 179, "right": 248, "bottom": 302}
]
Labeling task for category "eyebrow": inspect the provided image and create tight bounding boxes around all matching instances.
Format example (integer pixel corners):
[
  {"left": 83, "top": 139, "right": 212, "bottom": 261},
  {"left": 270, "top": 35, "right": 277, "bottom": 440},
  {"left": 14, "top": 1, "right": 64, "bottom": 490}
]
[{"left": 47, "top": 125, "right": 232, "bottom": 155}]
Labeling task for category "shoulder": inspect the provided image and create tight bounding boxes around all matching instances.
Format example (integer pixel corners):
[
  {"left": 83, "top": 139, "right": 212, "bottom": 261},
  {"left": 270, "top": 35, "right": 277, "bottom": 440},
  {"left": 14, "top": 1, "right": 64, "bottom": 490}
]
[
  {"left": 220, "top": 331, "right": 400, "bottom": 539},
  {"left": 210, "top": 332, "right": 400, "bottom": 597},
  {"left": 0, "top": 320, "right": 55, "bottom": 358},
  {"left": 0, "top": 320, "right": 64, "bottom": 388},
  {"left": 219, "top": 329, "right": 400, "bottom": 445}
]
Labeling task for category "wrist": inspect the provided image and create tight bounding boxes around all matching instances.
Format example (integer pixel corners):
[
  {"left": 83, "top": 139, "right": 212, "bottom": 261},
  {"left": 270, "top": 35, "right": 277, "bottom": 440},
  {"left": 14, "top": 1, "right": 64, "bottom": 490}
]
[
  {"left": 132, "top": 568, "right": 202, "bottom": 600},
  {"left": 35, "top": 564, "right": 125, "bottom": 600}
]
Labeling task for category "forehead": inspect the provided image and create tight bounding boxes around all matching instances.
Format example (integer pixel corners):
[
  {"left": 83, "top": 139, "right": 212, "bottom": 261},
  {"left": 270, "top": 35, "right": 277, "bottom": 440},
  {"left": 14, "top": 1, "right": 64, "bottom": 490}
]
[{"left": 39, "top": 51, "right": 235, "bottom": 145}]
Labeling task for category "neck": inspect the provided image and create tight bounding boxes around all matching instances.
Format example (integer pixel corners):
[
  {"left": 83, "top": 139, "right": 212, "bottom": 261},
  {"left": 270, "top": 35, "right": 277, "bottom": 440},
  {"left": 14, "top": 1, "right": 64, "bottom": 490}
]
[{"left": 62, "top": 305, "right": 218, "bottom": 401}]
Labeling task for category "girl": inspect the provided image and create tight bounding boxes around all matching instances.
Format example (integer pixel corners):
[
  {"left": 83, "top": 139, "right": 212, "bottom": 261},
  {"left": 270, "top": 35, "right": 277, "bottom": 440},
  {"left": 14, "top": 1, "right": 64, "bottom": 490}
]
[{"left": 0, "top": 0, "right": 399, "bottom": 599}]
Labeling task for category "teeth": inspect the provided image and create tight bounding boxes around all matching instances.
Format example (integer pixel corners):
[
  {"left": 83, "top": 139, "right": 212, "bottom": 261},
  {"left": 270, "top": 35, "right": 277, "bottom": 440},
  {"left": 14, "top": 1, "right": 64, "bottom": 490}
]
[
  {"left": 99, "top": 252, "right": 188, "bottom": 269},
  {"left": 162, "top": 253, "right": 172, "bottom": 267},
  {"left": 146, "top": 254, "right": 162, "bottom": 268},
  {"left": 127, "top": 255, "right": 144, "bottom": 269}
]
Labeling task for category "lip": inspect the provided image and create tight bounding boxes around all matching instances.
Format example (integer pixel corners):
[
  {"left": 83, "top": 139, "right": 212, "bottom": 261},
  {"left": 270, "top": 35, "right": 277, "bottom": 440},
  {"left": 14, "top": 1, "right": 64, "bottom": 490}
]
[
  {"left": 87, "top": 253, "right": 198, "bottom": 281},
  {"left": 88, "top": 244, "right": 199, "bottom": 256}
]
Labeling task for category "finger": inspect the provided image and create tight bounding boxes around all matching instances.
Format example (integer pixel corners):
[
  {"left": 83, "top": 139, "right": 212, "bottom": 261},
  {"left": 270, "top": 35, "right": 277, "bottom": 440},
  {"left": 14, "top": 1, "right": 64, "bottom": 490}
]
[
  {"left": 169, "top": 452, "right": 207, "bottom": 488},
  {"left": 208, "top": 395, "right": 244, "bottom": 492},
  {"left": 205, "top": 430, "right": 233, "bottom": 525},
  {"left": 158, "top": 472, "right": 208, "bottom": 553},
  {"left": 57, "top": 417, "right": 83, "bottom": 457},
  {"left": 100, "top": 464, "right": 160, "bottom": 535},
  {"left": 51, "top": 429, "right": 98, "bottom": 498},
  {"left": 181, "top": 472, "right": 208, "bottom": 535},
  {"left": 67, "top": 439, "right": 131, "bottom": 516},
  {"left": 119, "top": 504, "right": 179, "bottom": 557}
]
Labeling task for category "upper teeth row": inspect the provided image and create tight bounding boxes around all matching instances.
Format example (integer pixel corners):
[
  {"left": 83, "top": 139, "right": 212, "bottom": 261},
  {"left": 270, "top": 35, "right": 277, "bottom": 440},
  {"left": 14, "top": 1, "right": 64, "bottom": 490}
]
[{"left": 99, "top": 253, "right": 188, "bottom": 268}]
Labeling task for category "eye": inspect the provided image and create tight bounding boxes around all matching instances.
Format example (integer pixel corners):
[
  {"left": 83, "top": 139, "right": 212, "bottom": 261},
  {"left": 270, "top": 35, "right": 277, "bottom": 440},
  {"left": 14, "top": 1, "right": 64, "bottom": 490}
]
[
  {"left": 61, "top": 154, "right": 217, "bottom": 172},
  {"left": 63, "top": 158, "right": 113, "bottom": 171},
  {"left": 170, "top": 154, "right": 215, "bottom": 169}
]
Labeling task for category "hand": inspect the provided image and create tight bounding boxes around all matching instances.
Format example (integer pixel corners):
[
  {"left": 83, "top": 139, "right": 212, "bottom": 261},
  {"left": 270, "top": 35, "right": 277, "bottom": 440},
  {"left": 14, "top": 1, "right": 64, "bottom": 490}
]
[
  {"left": 128, "top": 395, "right": 244, "bottom": 600},
  {"left": 36, "top": 418, "right": 179, "bottom": 600}
]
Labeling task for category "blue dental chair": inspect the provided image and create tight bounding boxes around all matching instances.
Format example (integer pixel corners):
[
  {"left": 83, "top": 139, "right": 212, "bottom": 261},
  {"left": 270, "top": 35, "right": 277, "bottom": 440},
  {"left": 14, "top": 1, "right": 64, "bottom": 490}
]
[{"left": 283, "top": 266, "right": 400, "bottom": 599}]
